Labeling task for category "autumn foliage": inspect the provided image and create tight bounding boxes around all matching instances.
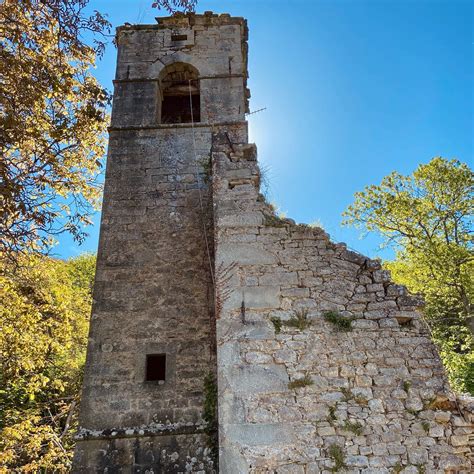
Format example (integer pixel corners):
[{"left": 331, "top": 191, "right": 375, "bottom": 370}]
[
  {"left": 0, "top": 254, "right": 95, "bottom": 472},
  {"left": 0, "top": 0, "right": 110, "bottom": 262}
]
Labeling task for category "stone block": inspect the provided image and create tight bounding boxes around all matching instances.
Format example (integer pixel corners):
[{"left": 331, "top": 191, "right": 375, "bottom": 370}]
[
  {"left": 224, "top": 423, "right": 295, "bottom": 446},
  {"left": 218, "top": 243, "right": 277, "bottom": 265},
  {"left": 260, "top": 272, "right": 298, "bottom": 286},
  {"left": 408, "top": 447, "right": 428, "bottom": 464},
  {"left": 450, "top": 435, "right": 469, "bottom": 446},
  {"left": 346, "top": 455, "right": 369, "bottom": 467},
  {"left": 218, "top": 211, "right": 264, "bottom": 227},
  {"left": 227, "top": 365, "right": 289, "bottom": 394}
]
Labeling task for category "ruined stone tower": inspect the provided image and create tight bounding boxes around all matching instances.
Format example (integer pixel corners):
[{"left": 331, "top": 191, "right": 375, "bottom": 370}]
[
  {"left": 73, "top": 12, "right": 248, "bottom": 472},
  {"left": 74, "top": 12, "right": 472, "bottom": 474}
]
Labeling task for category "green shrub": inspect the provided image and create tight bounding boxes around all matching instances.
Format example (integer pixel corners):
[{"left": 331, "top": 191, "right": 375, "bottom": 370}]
[
  {"left": 327, "top": 444, "right": 346, "bottom": 472},
  {"left": 323, "top": 311, "right": 354, "bottom": 332},
  {"left": 286, "top": 309, "right": 311, "bottom": 330}
]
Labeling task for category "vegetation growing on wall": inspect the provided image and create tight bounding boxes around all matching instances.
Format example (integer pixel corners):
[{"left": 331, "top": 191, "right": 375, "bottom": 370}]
[
  {"left": 323, "top": 311, "right": 354, "bottom": 332},
  {"left": 270, "top": 310, "right": 312, "bottom": 335},
  {"left": 327, "top": 444, "right": 346, "bottom": 472},
  {"left": 288, "top": 374, "right": 313, "bottom": 390},
  {"left": 343, "top": 420, "right": 364, "bottom": 436},
  {"left": 270, "top": 316, "right": 283, "bottom": 334},
  {"left": 285, "top": 309, "right": 311, "bottom": 330},
  {"left": 202, "top": 372, "right": 218, "bottom": 466}
]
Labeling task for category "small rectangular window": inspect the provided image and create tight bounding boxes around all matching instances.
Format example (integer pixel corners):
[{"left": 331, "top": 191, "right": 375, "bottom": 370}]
[
  {"left": 146, "top": 354, "right": 166, "bottom": 381},
  {"left": 171, "top": 34, "right": 187, "bottom": 42}
]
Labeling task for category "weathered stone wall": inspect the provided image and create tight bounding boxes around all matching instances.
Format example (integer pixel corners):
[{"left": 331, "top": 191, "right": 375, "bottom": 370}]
[
  {"left": 75, "top": 12, "right": 473, "bottom": 473},
  {"left": 74, "top": 13, "right": 249, "bottom": 473},
  {"left": 212, "top": 133, "right": 473, "bottom": 473},
  {"left": 112, "top": 13, "right": 249, "bottom": 128},
  {"left": 73, "top": 126, "right": 217, "bottom": 472}
]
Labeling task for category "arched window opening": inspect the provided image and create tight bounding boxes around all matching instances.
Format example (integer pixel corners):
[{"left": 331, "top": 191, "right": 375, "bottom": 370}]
[{"left": 160, "top": 63, "right": 200, "bottom": 124}]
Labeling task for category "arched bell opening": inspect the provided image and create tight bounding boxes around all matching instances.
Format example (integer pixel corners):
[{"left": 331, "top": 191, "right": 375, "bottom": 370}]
[{"left": 159, "top": 63, "right": 200, "bottom": 124}]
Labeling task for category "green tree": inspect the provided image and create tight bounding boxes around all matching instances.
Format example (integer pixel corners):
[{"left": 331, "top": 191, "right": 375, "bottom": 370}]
[
  {"left": 0, "top": 253, "right": 95, "bottom": 472},
  {"left": 343, "top": 157, "right": 473, "bottom": 393}
]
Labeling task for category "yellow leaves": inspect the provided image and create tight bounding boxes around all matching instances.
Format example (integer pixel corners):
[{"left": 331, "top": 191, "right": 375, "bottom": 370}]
[
  {"left": 0, "top": 414, "right": 73, "bottom": 472},
  {"left": 1, "top": 253, "right": 94, "bottom": 471}
]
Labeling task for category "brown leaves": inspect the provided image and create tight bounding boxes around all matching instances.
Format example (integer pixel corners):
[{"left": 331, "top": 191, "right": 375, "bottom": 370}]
[
  {"left": 1, "top": 1, "right": 111, "bottom": 264},
  {"left": 151, "top": 0, "right": 197, "bottom": 13}
]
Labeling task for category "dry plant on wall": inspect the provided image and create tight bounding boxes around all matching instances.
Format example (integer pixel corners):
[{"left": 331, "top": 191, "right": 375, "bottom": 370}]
[{"left": 214, "top": 261, "right": 238, "bottom": 319}]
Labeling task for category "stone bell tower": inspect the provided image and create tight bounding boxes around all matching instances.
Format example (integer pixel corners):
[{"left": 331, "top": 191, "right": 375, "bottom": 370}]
[{"left": 73, "top": 12, "right": 249, "bottom": 473}]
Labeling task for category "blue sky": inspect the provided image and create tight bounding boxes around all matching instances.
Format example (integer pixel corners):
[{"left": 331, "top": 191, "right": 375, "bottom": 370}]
[{"left": 56, "top": 0, "right": 473, "bottom": 260}]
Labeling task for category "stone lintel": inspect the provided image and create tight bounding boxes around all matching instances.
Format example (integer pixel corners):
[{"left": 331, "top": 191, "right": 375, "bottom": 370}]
[
  {"left": 112, "top": 74, "right": 245, "bottom": 85},
  {"left": 108, "top": 120, "right": 247, "bottom": 132}
]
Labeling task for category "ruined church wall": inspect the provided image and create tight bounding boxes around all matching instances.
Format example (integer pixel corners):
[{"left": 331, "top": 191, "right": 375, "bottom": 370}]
[
  {"left": 74, "top": 12, "right": 250, "bottom": 472},
  {"left": 212, "top": 134, "right": 473, "bottom": 473}
]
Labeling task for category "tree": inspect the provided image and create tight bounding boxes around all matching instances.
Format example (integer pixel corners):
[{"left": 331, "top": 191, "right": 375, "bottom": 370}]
[
  {"left": 152, "top": 0, "right": 197, "bottom": 12},
  {"left": 1, "top": 0, "right": 110, "bottom": 263},
  {"left": 343, "top": 157, "right": 473, "bottom": 393},
  {"left": 0, "top": 0, "right": 204, "bottom": 265},
  {"left": 0, "top": 253, "right": 95, "bottom": 472}
]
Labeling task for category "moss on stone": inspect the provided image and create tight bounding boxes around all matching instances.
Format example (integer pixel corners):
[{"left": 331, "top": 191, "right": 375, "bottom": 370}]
[{"left": 270, "top": 316, "right": 282, "bottom": 334}]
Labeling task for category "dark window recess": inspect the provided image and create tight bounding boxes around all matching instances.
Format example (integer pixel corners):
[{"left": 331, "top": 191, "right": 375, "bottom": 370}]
[
  {"left": 171, "top": 34, "right": 187, "bottom": 42},
  {"left": 146, "top": 354, "right": 166, "bottom": 381},
  {"left": 161, "top": 93, "right": 200, "bottom": 124},
  {"left": 159, "top": 64, "right": 200, "bottom": 124}
]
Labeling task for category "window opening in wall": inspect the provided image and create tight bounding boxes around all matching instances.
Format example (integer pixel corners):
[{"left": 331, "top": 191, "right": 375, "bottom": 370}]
[
  {"left": 160, "top": 63, "right": 200, "bottom": 124},
  {"left": 171, "top": 34, "right": 187, "bottom": 41},
  {"left": 146, "top": 354, "right": 166, "bottom": 381}
]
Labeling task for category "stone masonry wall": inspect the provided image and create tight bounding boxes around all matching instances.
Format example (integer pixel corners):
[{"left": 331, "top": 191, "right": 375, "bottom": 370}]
[
  {"left": 74, "top": 12, "right": 250, "bottom": 472},
  {"left": 74, "top": 126, "right": 217, "bottom": 472},
  {"left": 212, "top": 132, "right": 473, "bottom": 474}
]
